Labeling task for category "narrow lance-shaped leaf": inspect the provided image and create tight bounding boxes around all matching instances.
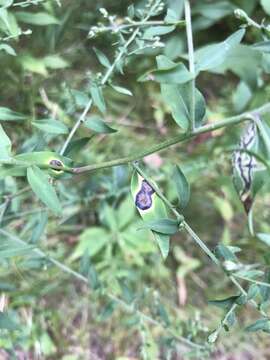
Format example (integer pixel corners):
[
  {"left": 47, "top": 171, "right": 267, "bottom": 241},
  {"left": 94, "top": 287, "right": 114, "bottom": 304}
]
[
  {"left": 0, "top": 124, "right": 11, "bottom": 159},
  {"left": 90, "top": 83, "right": 106, "bottom": 114},
  {"left": 27, "top": 166, "right": 62, "bottom": 215},
  {"left": 245, "top": 318, "right": 270, "bottom": 333},
  {"left": 15, "top": 11, "right": 59, "bottom": 26},
  {"left": 84, "top": 115, "right": 117, "bottom": 134},
  {"left": 139, "top": 58, "right": 193, "bottom": 84},
  {"left": 138, "top": 218, "right": 179, "bottom": 235},
  {"left": 93, "top": 47, "right": 111, "bottom": 68},
  {"left": 0, "top": 43, "right": 16, "bottom": 56},
  {"left": 131, "top": 172, "right": 170, "bottom": 259},
  {"left": 232, "top": 122, "right": 267, "bottom": 214},
  {"left": 256, "top": 233, "right": 270, "bottom": 246},
  {"left": 111, "top": 84, "right": 133, "bottom": 96},
  {"left": 155, "top": 55, "right": 206, "bottom": 130},
  {"left": 0, "top": 107, "right": 26, "bottom": 121},
  {"left": 32, "top": 119, "right": 69, "bottom": 134},
  {"left": 173, "top": 165, "right": 190, "bottom": 209},
  {"left": 195, "top": 29, "right": 246, "bottom": 72}
]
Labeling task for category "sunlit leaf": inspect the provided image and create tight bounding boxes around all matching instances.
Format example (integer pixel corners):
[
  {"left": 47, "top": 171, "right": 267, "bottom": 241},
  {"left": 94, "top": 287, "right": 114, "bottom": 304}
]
[{"left": 27, "top": 166, "right": 62, "bottom": 214}]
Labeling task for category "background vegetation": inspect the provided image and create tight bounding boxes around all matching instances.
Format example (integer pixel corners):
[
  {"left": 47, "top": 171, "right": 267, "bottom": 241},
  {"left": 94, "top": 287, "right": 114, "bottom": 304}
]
[{"left": 1, "top": 0, "right": 270, "bottom": 359}]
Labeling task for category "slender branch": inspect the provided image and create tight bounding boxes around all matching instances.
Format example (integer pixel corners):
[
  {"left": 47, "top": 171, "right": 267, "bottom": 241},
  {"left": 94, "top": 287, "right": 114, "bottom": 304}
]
[
  {"left": 60, "top": 0, "right": 162, "bottom": 156},
  {"left": 89, "top": 20, "right": 185, "bottom": 37},
  {"left": 184, "top": 0, "right": 196, "bottom": 131},
  {"left": 234, "top": 275, "right": 270, "bottom": 288},
  {"left": 2, "top": 103, "right": 270, "bottom": 175},
  {"left": 73, "top": 102, "right": 270, "bottom": 174},
  {"left": 0, "top": 228, "right": 205, "bottom": 351},
  {"left": 234, "top": 9, "right": 268, "bottom": 31},
  {"left": 131, "top": 163, "right": 266, "bottom": 318}
]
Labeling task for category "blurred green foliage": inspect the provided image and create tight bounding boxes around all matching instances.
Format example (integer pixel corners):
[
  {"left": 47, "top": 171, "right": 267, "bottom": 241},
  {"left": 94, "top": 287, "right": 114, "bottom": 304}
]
[{"left": 0, "top": 0, "right": 270, "bottom": 359}]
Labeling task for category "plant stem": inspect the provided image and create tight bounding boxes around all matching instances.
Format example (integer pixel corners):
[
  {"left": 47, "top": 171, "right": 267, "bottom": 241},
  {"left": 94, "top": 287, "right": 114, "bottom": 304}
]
[
  {"left": 184, "top": 0, "right": 196, "bottom": 131},
  {"left": 0, "top": 228, "right": 204, "bottom": 351},
  {"left": 131, "top": 163, "right": 266, "bottom": 317},
  {"left": 59, "top": 27, "right": 140, "bottom": 156},
  {"left": 234, "top": 275, "right": 270, "bottom": 288},
  {"left": 73, "top": 102, "right": 270, "bottom": 174},
  {"left": 93, "top": 20, "right": 185, "bottom": 36},
  {"left": 2, "top": 103, "right": 270, "bottom": 175},
  {"left": 60, "top": 0, "right": 162, "bottom": 156}
]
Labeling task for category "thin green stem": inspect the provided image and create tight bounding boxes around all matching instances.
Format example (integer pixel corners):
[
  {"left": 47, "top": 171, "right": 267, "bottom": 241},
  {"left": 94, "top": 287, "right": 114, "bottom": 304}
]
[
  {"left": 132, "top": 163, "right": 267, "bottom": 318},
  {"left": 0, "top": 228, "right": 204, "bottom": 351},
  {"left": 184, "top": 0, "right": 196, "bottom": 131},
  {"left": 73, "top": 102, "right": 270, "bottom": 174},
  {"left": 183, "top": 222, "right": 220, "bottom": 266},
  {"left": 234, "top": 275, "right": 270, "bottom": 289},
  {"left": 3, "top": 103, "right": 270, "bottom": 176},
  {"left": 60, "top": 0, "right": 162, "bottom": 156},
  {"left": 91, "top": 20, "right": 185, "bottom": 36}
]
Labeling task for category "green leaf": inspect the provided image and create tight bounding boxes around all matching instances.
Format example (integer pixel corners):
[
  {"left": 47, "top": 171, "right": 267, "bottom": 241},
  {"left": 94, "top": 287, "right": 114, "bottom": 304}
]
[
  {"left": 193, "top": 1, "right": 234, "bottom": 21},
  {"left": 143, "top": 25, "right": 175, "bottom": 40},
  {"left": 252, "top": 40, "right": 270, "bottom": 53},
  {"left": 20, "top": 55, "right": 47, "bottom": 76},
  {"left": 256, "top": 118, "right": 270, "bottom": 157},
  {"left": 72, "top": 227, "right": 110, "bottom": 259},
  {"left": 195, "top": 29, "right": 246, "bottom": 72},
  {"left": 247, "top": 284, "right": 259, "bottom": 300},
  {"left": 261, "top": 0, "right": 270, "bottom": 15},
  {"left": 130, "top": 172, "right": 170, "bottom": 259},
  {"left": 93, "top": 47, "right": 111, "bottom": 68},
  {"left": 0, "top": 107, "right": 26, "bottom": 121},
  {"left": 64, "top": 137, "right": 92, "bottom": 157},
  {"left": 15, "top": 11, "right": 59, "bottom": 25},
  {"left": 257, "top": 233, "right": 270, "bottom": 246},
  {"left": 30, "top": 211, "right": 48, "bottom": 244},
  {"left": 84, "top": 115, "right": 117, "bottom": 134},
  {"left": 173, "top": 165, "right": 190, "bottom": 209},
  {"left": 218, "top": 45, "right": 262, "bottom": 89},
  {"left": 32, "top": 119, "right": 68, "bottom": 134},
  {"left": 0, "top": 9, "right": 20, "bottom": 37},
  {"left": 224, "top": 310, "right": 236, "bottom": 330},
  {"left": 207, "top": 329, "right": 219, "bottom": 343},
  {"left": 139, "top": 218, "right": 179, "bottom": 235},
  {"left": 27, "top": 166, "right": 62, "bottom": 215},
  {"left": 232, "top": 81, "right": 252, "bottom": 113},
  {"left": 236, "top": 269, "right": 264, "bottom": 279},
  {"left": 0, "top": 312, "right": 19, "bottom": 330},
  {"left": 246, "top": 318, "right": 270, "bottom": 332},
  {"left": 140, "top": 57, "right": 193, "bottom": 84},
  {"left": 156, "top": 56, "right": 205, "bottom": 130},
  {"left": 0, "top": 43, "right": 16, "bottom": 56},
  {"left": 100, "top": 204, "right": 118, "bottom": 231},
  {"left": 43, "top": 55, "right": 69, "bottom": 69},
  {"left": 15, "top": 151, "right": 71, "bottom": 167},
  {"left": 208, "top": 295, "right": 240, "bottom": 309},
  {"left": 117, "top": 197, "right": 135, "bottom": 230},
  {"left": 0, "top": 124, "right": 11, "bottom": 159},
  {"left": 0, "top": 242, "right": 35, "bottom": 259},
  {"left": 90, "top": 84, "right": 106, "bottom": 114},
  {"left": 111, "top": 84, "right": 132, "bottom": 96},
  {"left": 215, "top": 244, "right": 237, "bottom": 261}
]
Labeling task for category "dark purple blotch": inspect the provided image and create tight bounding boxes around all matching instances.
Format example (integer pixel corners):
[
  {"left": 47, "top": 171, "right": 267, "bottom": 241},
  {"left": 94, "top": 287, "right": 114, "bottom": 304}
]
[
  {"left": 50, "top": 159, "right": 63, "bottom": 172},
  {"left": 141, "top": 180, "right": 155, "bottom": 195},
  {"left": 135, "top": 180, "right": 155, "bottom": 211}
]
